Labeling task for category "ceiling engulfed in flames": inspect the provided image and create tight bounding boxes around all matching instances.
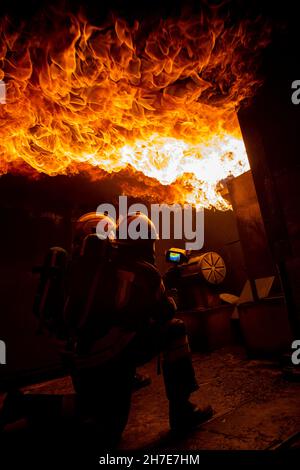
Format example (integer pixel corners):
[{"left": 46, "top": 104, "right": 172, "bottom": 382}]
[{"left": 0, "top": 8, "right": 270, "bottom": 209}]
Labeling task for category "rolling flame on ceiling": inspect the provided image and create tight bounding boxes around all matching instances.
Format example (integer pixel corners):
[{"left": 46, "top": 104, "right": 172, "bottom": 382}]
[{"left": 0, "top": 11, "right": 270, "bottom": 209}]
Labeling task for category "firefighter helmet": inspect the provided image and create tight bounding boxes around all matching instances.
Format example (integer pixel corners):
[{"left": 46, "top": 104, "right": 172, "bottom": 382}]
[
  {"left": 115, "top": 212, "right": 158, "bottom": 263},
  {"left": 73, "top": 212, "right": 116, "bottom": 257}
]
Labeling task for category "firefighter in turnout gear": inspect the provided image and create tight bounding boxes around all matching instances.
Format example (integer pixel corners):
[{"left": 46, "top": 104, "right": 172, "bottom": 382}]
[
  {"left": 0, "top": 211, "right": 212, "bottom": 442},
  {"left": 109, "top": 212, "right": 213, "bottom": 431}
]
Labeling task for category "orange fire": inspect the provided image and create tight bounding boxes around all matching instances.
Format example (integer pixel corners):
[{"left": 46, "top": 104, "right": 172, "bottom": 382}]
[{"left": 0, "top": 11, "right": 270, "bottom": 209}]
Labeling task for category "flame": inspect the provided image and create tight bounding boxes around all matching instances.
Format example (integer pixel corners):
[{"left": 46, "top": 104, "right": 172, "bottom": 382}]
[{"left": 0, "top": 11, "right": 270, "bottom": 209}]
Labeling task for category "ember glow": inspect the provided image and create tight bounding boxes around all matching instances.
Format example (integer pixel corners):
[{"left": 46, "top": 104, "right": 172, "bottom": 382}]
[{"left": 0, "top": 12, "right": 270, "bottom": 209}]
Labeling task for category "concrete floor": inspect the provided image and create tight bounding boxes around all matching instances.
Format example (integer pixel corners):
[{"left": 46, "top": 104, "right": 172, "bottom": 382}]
[{"left": 19, "top": 346, "right": 300, "bottom": 451}]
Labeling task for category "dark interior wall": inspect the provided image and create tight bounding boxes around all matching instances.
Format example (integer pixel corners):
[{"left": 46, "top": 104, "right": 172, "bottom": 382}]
[
  {"left": 201, "top": 208, "right": 247, "bottom": 295},
  {"left": 238, "top": 17, "right": 300, "bottom": 335},
  {"left": 0, "top": 208, "right": 67, "bottom": 381},
  {"left": 227, "top": 170, "right": 276, "bottom": 281},
  {"left": 0, "top": 173, "right": 246, "bottom": 382}
]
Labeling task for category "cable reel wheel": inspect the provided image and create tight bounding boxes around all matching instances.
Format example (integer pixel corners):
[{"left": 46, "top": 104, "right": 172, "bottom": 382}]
[{"left": 198, "top": 251, "right": 226, "bottom": 285}]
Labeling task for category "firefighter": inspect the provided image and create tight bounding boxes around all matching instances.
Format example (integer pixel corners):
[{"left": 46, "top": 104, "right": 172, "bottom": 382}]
[
  {"left": 62, "top": 211, "right": 212, "bottom": 438},
  {"left": 0, "top": 212, "right": 149, "bottom": 442},
  {"left": 108, "top": 212, "right": 213, "bottom": 431},
  {"left": 0, "top": 212, "right": 213, "bottom": 441}
]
